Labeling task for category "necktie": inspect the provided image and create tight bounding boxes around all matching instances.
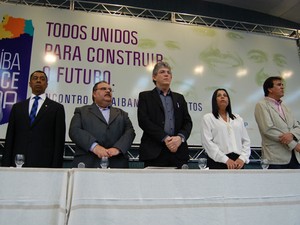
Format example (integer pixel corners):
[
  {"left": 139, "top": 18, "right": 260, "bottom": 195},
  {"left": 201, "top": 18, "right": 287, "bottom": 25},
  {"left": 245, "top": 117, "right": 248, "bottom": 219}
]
[
  {"left": 275, "top": 101, "right": 286, "bottom": 120},
  {"left": 29, "top": 96, "right": 40, "bottom": 124}
]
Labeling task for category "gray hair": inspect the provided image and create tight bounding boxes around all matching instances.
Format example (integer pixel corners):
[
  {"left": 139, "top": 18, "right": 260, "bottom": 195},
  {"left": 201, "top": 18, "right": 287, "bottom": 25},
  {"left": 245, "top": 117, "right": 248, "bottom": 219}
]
[{"left": 152, "top": 61, "right": 172, "bottom": 84}]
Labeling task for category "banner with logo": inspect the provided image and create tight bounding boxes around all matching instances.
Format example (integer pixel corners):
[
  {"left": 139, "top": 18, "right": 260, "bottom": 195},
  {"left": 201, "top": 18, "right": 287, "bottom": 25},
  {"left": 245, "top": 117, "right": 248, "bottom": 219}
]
[{"left": 1, "top": 3, "right": 300, "bottom": 146}]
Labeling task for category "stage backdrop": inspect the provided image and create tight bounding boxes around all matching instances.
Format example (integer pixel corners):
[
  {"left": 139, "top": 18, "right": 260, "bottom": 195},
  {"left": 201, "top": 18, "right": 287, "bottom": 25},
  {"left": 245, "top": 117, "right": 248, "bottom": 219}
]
[{"left": 1, "top": 3, "right": 300, "bottom": 146}]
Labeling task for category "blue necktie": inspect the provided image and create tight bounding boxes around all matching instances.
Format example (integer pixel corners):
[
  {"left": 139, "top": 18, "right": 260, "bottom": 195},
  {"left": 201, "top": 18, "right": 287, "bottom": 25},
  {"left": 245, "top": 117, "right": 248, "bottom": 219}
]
[{"left": 29, "top": 96, "right": 40, "bottom": 124}]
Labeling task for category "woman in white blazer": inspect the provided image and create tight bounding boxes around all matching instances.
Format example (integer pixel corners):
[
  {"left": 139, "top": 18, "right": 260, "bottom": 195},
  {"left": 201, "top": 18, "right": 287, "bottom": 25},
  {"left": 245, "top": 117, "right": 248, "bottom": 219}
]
[{"left": 201, "top": 88, "right": 251, "bottom": 169}]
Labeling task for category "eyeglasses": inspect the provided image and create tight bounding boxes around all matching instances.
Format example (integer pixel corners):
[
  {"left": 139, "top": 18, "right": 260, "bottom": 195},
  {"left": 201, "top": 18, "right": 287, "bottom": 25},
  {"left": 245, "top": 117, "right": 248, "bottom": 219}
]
[{"left": 95, "top": 87, "right": 113, "bottom": 92}]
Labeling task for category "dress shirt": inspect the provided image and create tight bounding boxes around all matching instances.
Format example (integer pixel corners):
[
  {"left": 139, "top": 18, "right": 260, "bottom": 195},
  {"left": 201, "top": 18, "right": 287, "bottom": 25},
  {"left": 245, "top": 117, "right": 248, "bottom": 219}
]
[
  {"left": 201, "top": 113, "right": 251, "bottom": 164},
  {"left": 29, "top": 93, "right": 46, "bottom": 115},
  {"left": 265, "top": 97, "right": 286, "bottom": 120},
  {"left": 98, "top": 105, "right": 110, "bottom": 124},
  {"left": 90, "top": 105, "right": 111, "bottom": 151},
  {"left": 157, "top": 88, "right": 175, "bottom": 136}
]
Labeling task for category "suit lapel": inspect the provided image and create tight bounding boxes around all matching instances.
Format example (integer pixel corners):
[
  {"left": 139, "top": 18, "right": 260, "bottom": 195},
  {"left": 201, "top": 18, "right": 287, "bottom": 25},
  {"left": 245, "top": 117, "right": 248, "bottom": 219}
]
[
  {"left": 266, "top": 99, "right": 287, "bottom": 123},
  {"left": 108, "top": 107, "right": 119, "bottom": 124},
  {"left": 171, "top": 92, "right": 179, "bottom": 112},
  {"left": 89, "top": 103, "right": 107, "bottom": 124},
  {"left": 151, "top": 88, "right": 164, "bottom": 112},
  {"left": 25, "top": 99, "right": 31, "bottom": 125},
  {"left": 31, "top": 97, "right": 51, "bottom": 125},
  {"left": 281, "top": 103, "right": 291, "bottom": 124}
]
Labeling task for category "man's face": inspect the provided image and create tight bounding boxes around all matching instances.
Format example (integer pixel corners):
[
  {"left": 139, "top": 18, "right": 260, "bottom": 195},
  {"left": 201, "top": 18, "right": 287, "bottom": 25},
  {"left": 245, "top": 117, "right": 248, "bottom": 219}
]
[
  {"left": 29, "top": 72, "right": 48, "bottom": 95},
  {"left": 93, "top": 82, "right": 112, "bottom": 107},
  {"left": 153, "top": 67, "right": 172, "bottom": 88},
  {"left": 268, "top": 79, "right": 284, "bottom": 100}
]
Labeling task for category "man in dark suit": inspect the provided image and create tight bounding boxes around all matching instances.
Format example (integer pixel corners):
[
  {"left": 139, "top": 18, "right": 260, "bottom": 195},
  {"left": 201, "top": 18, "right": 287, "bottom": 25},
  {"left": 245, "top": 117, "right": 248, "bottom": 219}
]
[
  {"left": 138, "top": 61, "right": 193, "bottom": 168},
  {"left": 69, "top": 81, "right": 135, "bottom": 168},
  {"left": 2, "top": 70, "right": 66, "bottom": 168}
]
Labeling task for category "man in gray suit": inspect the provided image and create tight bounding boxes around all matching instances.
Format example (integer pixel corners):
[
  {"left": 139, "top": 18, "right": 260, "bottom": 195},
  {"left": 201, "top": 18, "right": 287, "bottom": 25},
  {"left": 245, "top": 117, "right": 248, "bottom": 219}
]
[
  {"left": 69, "top": 81, "right": 135, "bottom": 168},
  {"left": 255, "top": 76, "right": 300, "bottom": 169}
]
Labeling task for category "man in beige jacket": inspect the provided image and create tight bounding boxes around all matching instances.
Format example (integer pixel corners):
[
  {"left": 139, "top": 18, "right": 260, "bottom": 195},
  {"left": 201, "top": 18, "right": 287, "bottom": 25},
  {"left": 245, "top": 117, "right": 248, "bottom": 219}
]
[{"left": 255, "top": 76, "right": 300, "bottom": 169}]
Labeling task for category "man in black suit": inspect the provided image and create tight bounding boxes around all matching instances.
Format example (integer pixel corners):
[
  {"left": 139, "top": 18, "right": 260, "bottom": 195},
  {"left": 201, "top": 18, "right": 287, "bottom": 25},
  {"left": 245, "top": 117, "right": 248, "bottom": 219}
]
[
  {"left": 2, "top": 70, "right": 66, "bottom": 168},
  {"left": 138, "top": 61, "right": 193, "bottom": 168},
  {"left": 69, "top": 81, "right": 135, "bottom": 168}
]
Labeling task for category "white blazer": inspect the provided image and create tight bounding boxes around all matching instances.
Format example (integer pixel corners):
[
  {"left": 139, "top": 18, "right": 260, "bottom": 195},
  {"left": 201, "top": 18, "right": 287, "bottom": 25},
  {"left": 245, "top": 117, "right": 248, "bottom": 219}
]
[
  {"left": 201, "top": 113, "right": 251, "bottom": 164},
  {"left": 255, "top": 98, "right": 300, "bottom": 164}
]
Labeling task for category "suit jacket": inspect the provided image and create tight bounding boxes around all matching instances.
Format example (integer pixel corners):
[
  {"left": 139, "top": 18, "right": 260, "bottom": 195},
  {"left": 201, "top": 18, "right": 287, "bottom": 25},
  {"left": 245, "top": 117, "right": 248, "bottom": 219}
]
[
  {"left": 255, "top": 98, "right": 300, "bottom": 164},
  {"left": 138, "top": 88, "right": 193, "bottom": 161},
  {"left": 69, "top": 103, "right": 135, "bottom": 168},
  {"left": 2, "top": 97, "right": 66, "bottom": 167}
]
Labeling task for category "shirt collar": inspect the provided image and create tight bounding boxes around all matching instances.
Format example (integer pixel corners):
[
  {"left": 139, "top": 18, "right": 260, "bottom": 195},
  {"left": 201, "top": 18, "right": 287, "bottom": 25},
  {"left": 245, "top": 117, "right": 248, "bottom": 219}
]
[
  {"left": 156, "top": 87, "right": 171, "bottom": 96},
  {"left": 96, "top": 103, "right": 111, "bottom": 110},
  {"left": 31, "top": 93, "right": 46, "bottom": 101},
  {"left": 265, "top": 96, "right": 282, "bottom": 105}
]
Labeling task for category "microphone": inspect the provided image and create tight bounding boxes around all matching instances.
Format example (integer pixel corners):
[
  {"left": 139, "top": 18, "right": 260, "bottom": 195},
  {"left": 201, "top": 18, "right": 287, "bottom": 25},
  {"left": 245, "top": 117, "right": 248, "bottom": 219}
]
[
  {"left": 78, "top": 162, "right": 85, "bottom": 168},
  {"left": 181, "top": 164, "right": 189, "bottom": 169}
]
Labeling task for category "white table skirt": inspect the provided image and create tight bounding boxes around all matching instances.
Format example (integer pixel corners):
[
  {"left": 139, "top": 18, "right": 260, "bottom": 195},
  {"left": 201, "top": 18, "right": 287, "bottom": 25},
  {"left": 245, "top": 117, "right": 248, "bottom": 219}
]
[
  {"left": 1, "top": 168, "right": 300, "bottom": 225},
  {"left": 67, "top": 169, "right": 300, "bottom": 225},
  {"left": 0, "top": 168, "right": 69, "bottom": 225}
]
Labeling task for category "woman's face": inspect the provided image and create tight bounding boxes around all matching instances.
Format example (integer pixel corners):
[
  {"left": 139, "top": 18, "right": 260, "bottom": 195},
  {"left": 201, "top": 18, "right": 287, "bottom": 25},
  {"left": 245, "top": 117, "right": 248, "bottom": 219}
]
[{"left": 216, "top": 90, "right": 229, "bottom": 110}]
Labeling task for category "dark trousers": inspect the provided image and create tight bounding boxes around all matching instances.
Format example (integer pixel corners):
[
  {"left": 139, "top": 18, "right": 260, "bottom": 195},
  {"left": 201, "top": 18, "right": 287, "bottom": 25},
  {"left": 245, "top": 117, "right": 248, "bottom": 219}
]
[
  {"left": 143, "top": 147, "right": 187, "bottom": 169},
  {"left": 269, "top": 151, "right": 300, "bottom": 169},
  {"left": 207, "top": 152, "right": 243, "bottom": 169}
]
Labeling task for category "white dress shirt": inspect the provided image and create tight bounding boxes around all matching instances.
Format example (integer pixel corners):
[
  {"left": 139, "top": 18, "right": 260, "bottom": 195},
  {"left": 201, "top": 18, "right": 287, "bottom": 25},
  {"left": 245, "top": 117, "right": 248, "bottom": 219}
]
[
  {"left": 201, "top": 113, "right": 251, "bottom": 164},
  {"left": 28, "top": 93, "right": 46, "bottom": 115}
]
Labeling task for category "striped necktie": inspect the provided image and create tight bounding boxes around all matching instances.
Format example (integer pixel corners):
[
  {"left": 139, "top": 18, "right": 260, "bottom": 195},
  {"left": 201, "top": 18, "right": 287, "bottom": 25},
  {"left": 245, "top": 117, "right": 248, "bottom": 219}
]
[{"left": 29, "top": 96, "right": 40, "bottom": 124}]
